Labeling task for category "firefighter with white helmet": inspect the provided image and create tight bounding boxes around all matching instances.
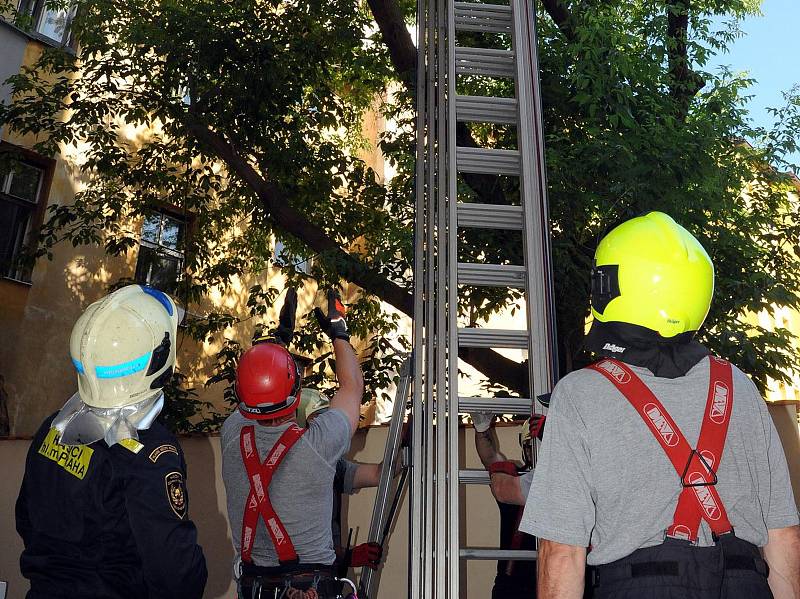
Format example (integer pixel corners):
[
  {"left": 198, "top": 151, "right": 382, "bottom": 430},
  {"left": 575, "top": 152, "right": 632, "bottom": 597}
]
[
  {"left": 221, "top": 289, "right": 364, "bottom": 598},
  {"left": 16, "top": 284, "right": 207, "bottom": 599},
  {"left": 522, "top": 212, "right": 800, "bottom": 598}
]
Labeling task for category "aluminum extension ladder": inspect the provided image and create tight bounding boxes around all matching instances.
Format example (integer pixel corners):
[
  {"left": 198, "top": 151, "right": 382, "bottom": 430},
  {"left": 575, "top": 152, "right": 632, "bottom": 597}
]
[
  {"left": 410, "top": 0, "right": 557, "bottom": 597},
  {"left": 359, "top": 356, "right": 412, "bottom": 599}
]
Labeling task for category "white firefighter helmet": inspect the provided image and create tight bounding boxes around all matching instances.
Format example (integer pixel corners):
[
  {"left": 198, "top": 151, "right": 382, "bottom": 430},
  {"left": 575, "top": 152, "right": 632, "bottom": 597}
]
[
  {"left": 296, "top": 388, "right": 331, "bottom": 427},
  {"left": 69, "top": 284, "right": 180, "bottom": 409}
]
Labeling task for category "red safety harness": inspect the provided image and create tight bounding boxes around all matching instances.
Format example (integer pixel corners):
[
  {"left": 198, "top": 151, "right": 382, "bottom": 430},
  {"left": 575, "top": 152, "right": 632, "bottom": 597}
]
[
  {"left": 240, "top": 423, "right": 306, "bottom": 564},
  {"left": 587, "top": 357, "right": 735, "bottom": 543}
]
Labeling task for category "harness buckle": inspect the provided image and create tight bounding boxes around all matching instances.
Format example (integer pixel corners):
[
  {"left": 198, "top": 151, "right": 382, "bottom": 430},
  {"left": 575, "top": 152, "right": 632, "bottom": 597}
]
[
  {"left": 663, "top": 528, "right": 697, "bottom": 545},
  {"left": 680, "top": 449, "right": 718, "bottom": 488}
]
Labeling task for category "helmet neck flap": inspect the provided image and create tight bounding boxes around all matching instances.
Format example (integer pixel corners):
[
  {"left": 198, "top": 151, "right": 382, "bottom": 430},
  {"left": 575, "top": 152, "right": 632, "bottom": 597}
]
[{"left": 52, "top": 390, "right": 164, "bottom": 447}]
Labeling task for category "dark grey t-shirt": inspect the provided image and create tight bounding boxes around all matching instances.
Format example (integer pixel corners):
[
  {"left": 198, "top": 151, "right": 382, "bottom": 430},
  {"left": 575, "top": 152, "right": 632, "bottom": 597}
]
[
  {"left": 520, "top": 357, "right": 799, "bottom": 566},
  {"left": 221, "top": 409, "right": 352, "bottom": 568}
]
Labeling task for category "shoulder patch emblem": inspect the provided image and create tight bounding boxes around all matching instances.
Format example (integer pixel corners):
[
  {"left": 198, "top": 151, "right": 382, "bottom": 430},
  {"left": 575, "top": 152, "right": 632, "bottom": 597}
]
[
  {"left": 38, "top": 427, "right": 94, "bottom": 480},
  {"left": 149, "top": 444, "right": 179, "bottom": 463},
  {"left": 165, "top": 471, "right": 188, "bottom": 519}
]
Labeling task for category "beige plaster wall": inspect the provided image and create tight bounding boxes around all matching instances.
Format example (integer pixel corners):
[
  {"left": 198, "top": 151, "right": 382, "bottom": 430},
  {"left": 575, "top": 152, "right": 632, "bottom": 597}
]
[{"left": 2, "top": 414, "right": 800, "bottom": 598}]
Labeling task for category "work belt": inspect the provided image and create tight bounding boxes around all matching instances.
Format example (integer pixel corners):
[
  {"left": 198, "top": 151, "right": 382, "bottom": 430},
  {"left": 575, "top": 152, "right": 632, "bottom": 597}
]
[{"left": 239, "top": 563, "right": 341, "bottom": 598}]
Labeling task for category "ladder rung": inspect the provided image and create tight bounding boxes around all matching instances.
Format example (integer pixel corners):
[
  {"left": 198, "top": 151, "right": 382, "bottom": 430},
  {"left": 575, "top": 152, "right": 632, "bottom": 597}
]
[
  {"left": 458, "top": 262, "right": 526, "bottom": 287},
  {"left": 458, "top": 328, "right": 529, "bottom": 349},
  {"left": 455, "top": 95, "right": 517, "bottom": 124},
  {"left": 459, "top": 396, "right": 532, "bottom": 414},
  {"left": 457, "top": 203, "right": 523, "bottom": 230},
  {"left": 455, "top": 47, "right": 515, "bottom": 78},
  {"left": 459, "top": 469, "right": 490, "bottom": 484},
  {"left": 460, "top": 548, "right": 538, "bottom": 561},
  {"left": 457, "top": 147, "right": 519, "bottom": 175},
  {"left": 453, "top": 2, "right": 512, "bottom": 33}
]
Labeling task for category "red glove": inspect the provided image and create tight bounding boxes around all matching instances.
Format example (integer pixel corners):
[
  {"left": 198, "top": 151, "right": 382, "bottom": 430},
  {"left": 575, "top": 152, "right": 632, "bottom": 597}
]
[
  {"left": 488, "top": 461, "right": 518, "bottom": 477},
  {"left": 348, "top": 542, "right": 383, "bottom": 570}
]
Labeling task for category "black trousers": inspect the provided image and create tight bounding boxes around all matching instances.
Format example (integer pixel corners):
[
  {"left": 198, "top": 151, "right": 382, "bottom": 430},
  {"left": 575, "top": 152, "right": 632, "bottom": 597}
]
[
  {"left": 491, "top": 573, "right": 536, "bottom": 599},
  {"left": 593, "top": 535, "right": 771, "bottom": 599}
]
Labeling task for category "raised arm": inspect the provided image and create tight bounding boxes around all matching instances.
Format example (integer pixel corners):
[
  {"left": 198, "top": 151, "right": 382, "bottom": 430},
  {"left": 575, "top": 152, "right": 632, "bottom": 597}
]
[
  {"left": 316, "top": 290, "right": 364, "bottom": 436},
  {"left": 470, "top": 412, "right": 507, "bottom": 468}
]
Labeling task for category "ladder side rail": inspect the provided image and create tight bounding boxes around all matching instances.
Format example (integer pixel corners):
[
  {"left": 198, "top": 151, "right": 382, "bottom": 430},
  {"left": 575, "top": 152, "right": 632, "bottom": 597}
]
[
  {"left": 513, "top": 0, "right": 557, "bottom": 401},
  {"left": 410, "top": 0, "right": 426, "bottom": 589},
  {"left": 446, "top": 0, "right": 460, "bottom": 596},
  {"left": 423, "top": 0, "right": 438, "bottom": 592},
  {"left": 434, "top": 0, "right": 450, "bottom": 591},
  {"left": 361, "top": 357, "right": 413, "bottom": 599}
]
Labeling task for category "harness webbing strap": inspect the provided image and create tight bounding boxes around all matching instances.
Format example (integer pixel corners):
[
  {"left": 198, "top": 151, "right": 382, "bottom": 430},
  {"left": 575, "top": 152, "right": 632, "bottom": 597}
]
[
  {"left": 587, "top": 357, "right": 734, "bottom": 542},
  {"left": 240, "top": 424, "right": 306, "bottom": 564}
]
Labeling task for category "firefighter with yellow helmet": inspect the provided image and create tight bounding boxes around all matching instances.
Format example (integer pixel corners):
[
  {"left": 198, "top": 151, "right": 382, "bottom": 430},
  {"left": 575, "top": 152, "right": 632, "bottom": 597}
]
[
  {"left": 521, "top": 212, "right": 799, "bottom": 598},
  {"left": 15, "top": 284, "right": 207, "bottom": 599}
]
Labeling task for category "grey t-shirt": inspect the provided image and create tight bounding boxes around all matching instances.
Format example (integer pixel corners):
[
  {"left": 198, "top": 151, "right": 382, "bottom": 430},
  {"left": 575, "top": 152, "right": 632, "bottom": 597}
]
[
  {"left": 221, "top": 408, "right": 352, "bottom": 567},
  {"left": 520, "top": 357, "right": 799, "bottom": 566}
]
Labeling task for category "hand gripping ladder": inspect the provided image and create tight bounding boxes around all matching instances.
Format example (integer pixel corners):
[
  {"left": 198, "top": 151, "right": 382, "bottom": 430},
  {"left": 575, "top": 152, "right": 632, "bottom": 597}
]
[{"left": 410, "top": 0, "right": 557, "bottom": 597}]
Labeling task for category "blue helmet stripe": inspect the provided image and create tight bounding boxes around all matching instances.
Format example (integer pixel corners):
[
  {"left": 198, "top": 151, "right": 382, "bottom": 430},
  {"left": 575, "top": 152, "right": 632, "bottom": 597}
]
[
  {"left": 71, "top": 357, "right": 85, "bottom": 374},
  {"left": 95, "top": 351, "right": 152, "bottom": 379},
  {"left": 140, "top": 285, "right": 174, "bottom": 316}
]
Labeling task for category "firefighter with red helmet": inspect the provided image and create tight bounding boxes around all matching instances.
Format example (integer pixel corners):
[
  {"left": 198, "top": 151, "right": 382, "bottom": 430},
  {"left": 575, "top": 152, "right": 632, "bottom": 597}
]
[
  {"left": 221, "top": 289, "right": 364, "bottom": 599},
  {"left": 522, "top": 212, "right": 800, "bottom": 598}
]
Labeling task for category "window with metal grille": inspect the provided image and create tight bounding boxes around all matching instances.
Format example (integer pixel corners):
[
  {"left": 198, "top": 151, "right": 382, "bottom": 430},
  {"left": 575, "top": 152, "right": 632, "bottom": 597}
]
[
  {"left": 134, "top": 211, "right": 186, "bottom": 293},
  {"left": 0, "top": 161, "right": 44, "bottom": 283},
  {"left": 17, "top": 0, "right": 76, "bottom": 46}
]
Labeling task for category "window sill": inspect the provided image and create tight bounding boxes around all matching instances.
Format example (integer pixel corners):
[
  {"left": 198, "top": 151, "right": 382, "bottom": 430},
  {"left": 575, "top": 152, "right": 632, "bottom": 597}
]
[
  {"left": 1, "top": 276, "right": 33, "bottom": 287},
  {"left": 0, "top": 19, "right": 75, "bottom": 54}
]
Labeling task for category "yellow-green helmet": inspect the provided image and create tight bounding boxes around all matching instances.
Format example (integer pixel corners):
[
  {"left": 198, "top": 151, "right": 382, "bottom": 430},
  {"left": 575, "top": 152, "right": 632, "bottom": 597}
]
[{"left": 590, "top": 212, "right": 714, "bottom": 338}]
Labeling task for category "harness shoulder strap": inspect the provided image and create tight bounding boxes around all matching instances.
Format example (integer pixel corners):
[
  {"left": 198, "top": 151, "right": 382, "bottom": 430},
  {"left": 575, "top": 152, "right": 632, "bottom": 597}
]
[
  {"left": 587, "top": 357, "right": 734, "bottom": 542},
  {"left": 240, "top": 423, "right": 306, "bottom": 564}
]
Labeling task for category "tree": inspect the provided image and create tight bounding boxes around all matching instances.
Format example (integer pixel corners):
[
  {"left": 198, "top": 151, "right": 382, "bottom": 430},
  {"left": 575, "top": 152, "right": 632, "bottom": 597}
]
[{"left": 1, "top": 0, "right": 799, "bottom": 425}]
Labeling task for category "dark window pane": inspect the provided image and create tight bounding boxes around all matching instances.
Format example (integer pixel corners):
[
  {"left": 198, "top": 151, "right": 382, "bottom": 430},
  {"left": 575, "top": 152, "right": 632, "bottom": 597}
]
[
  {"left": 0, "top": 197, "right": 33, "bottom": 280},
  {"left": 134, "top": 245, "right": 181, "bottom": 293},
  {"left": 7, "top": 163, "right": 42, "bottom": 202},
  {"left": 160, "top": 215, "right": 184, "bottom": 250},
  {"left": 141, "top": 213, "right": 162, "bottom": 244}
]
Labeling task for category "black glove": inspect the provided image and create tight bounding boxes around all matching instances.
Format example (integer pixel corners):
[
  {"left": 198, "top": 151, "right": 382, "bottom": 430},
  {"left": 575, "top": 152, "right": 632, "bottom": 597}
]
[
  {"left": 314, "top": 289, "right": 350, "bottom": 342},
  {"left": 253, "top": 288, "right": 297, "bottom": 347},
  {"left": 273, "top": 287, "right": 297, "bottom": 345}
]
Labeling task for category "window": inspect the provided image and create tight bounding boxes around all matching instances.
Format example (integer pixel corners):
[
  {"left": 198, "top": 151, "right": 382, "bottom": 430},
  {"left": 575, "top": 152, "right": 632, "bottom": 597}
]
[
  {"left": 134, "top": 211, "right": 186, "bottom": 293},
  {"left": 17, "top": 0, "right": 76, "bottom": 46},
  {"left": 0, "top": 160, "right": 45, "bottom": 282},
  {"left": 273, "top": 239, "right": 312, "bottom": 275}
]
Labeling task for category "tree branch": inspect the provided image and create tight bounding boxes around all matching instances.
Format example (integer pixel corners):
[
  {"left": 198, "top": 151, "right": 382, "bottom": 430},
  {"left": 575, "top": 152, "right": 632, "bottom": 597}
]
[
  {"left": 666, "top": 0, "right": 704, "bottom": 118},
  {"left": 540, "top": 0, "right": 577, "bottom": 42},
  {"left": 365, "top": 0, "right": 417, "bottom": 89},
  {"left": 187, "top": 120, "right": 529, "bottom": 393}
]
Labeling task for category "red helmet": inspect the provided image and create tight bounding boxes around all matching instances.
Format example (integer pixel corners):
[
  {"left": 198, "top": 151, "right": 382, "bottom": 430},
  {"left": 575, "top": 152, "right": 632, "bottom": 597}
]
[{"left": 235, "top": 343, "right": 302, "bottom": 420}]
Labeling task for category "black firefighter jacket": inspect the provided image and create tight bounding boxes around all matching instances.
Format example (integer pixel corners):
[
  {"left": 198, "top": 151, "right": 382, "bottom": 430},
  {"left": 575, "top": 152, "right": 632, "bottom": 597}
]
[{"left": 16, "top": 412, "right": 207, "bottom": 599}]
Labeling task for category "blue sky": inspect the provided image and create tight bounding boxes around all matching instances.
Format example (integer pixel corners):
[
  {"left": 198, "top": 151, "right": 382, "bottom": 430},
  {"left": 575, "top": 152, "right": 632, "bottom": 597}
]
[{"left": 707, "top": 0, "right": 799, "bottom": 166}]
